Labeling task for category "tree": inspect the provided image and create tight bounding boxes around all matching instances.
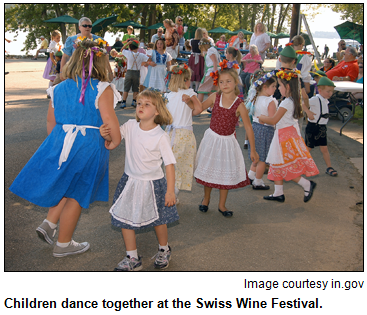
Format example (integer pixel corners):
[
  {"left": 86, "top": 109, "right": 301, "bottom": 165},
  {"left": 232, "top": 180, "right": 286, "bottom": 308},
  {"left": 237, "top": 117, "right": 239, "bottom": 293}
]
[{"left": 329, "top": 4, "right": 363, "bottom": 24}]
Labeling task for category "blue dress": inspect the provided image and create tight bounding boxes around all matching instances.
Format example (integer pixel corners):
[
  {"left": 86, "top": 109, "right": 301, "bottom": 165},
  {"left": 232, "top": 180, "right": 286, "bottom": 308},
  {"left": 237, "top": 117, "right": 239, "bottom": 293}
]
[{"left": 9, "top": 77, "right": 110, "bottom": 209}]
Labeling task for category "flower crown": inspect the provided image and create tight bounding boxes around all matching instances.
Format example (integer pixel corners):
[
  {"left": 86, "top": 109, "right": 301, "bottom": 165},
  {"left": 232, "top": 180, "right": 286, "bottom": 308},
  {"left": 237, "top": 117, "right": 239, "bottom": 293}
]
[
  {"left": 115, "top": 57, "right": 126, "bottom": 68},
  {"left": 296, "top": 50, "right": 312, "bottom": 55},
  {"left": 285, "top": 42, "right": 293, "bottom": 47},
  {"left": 171, "top": 63, "right": 189, "bottom": 75},
  {"left": 210, "top": 59, "right": 239, "bottom": 86},
  {"left": 73, "top": 36, "right": 110, "bottom": 57},
  {"left": 146, "top": 87, "right": 168, "bottom": 105},
  {"left": 253, "top": 70, "right": 276, "bottom": 88},
  {"left": 276, "top": 69, "right": 301, "bottom": 81}
]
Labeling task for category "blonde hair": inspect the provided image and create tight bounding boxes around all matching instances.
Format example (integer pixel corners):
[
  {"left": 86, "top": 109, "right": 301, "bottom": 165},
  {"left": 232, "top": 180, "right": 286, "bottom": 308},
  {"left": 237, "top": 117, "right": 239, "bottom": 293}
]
[
  {"left": 199, "top": 38, "right": 211, "bottom": 52},
  {"left": 127, "top": 25, "right": 134, "bottom": 31},
  {"left": 163, "top": 19, "right": 175, "bottom": 28},
  {"left": 153, "top": 38, "right": 166, "bottom": 51},
  {"left": 291, "top": 35, "right": 305, "bottom": 47},
  {"left": 217, "top": 68, "right": 240, "bottom": 96},
  {"left": 195, "top": 28, "right": 203, "bottom": 40},
  {"left": 249, "top": 44, "right": 259, "bottom": 55},
  {"left": 175, "top": 16, "right": 182, "bottom": 24},
  {"left": 136, "top": 90, "right": 173, "bottom": 125},
  {"left": 254, "top": 22, "right": 266, "bottom": 34},
  {"left": 62, "top": 40, "right": 108, "bottom": 82},
  {"left": 51, "top": 30, "right": 61, "bottom": 39},
  {"left": 168, "top": 64, "right": 191, "bottom": 92},
  {"left": 227, "top": 47, "right": 242, "bottom": 64}
]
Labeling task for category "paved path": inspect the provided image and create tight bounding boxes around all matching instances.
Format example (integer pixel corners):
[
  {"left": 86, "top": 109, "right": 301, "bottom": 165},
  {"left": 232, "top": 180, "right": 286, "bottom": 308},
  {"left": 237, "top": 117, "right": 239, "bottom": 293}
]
[{"left": 4, "top": 59, "right": 363, "bottom": 271}]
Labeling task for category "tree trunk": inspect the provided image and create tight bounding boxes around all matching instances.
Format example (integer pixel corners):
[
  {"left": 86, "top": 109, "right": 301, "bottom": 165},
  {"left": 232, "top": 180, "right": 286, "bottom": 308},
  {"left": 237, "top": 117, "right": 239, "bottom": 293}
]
[
  {"left": 290, "top": 4, "right": 300, "bottom": 39},
  {"left": 140, "top": 5, "right": 148, "bottom": 42}
]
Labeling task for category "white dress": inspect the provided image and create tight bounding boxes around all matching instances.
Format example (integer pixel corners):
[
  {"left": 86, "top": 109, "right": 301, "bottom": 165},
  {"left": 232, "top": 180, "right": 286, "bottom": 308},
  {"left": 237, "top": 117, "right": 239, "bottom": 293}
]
[{"left": 143, "top": 50, "right": 172, "bottom": 92}]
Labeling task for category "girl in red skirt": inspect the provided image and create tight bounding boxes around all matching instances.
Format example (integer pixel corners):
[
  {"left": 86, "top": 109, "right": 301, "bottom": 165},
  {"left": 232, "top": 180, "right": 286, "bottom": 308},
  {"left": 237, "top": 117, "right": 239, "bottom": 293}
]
[{"left": 259, "top": 69, "right": 319, "bottom": 203}]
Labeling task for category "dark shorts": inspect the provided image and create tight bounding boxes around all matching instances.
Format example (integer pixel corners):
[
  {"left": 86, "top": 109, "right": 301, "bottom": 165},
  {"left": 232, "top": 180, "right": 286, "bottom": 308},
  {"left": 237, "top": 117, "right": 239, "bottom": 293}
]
[
  {"left": 124, "top": 70, "right": 140, "bottom": 93},
  {"left": 305, "top": 122, "right": 327, "bottom": 148}
]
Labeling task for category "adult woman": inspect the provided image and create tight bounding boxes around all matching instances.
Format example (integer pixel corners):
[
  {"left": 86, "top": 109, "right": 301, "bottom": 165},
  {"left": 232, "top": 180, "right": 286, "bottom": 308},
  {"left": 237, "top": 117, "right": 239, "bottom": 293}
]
[
  {"left": 320, "top": 58, "right": 335, "bottom": 73},
  {"left": 164, "top": 19, "right": 179, "bottom": 62},
  {"left": 202, "top": 28, "right": 215, "bottom": 46},
  {"left": 216, "top": 35, "right": 227, "bottom": 49},
  {"left": 250, "top": 22, "right": 270, "bottom": 60},
  {"left": 240, "top": 45, "right": 263, "bottom": 93},
  {"left": 188, "top": 28, "right": 205, "bottom": 91},
  {"left": 175, "top": 16, "right": 185, "bottom": 51},
  {"left": 232, "top": 31, "right": 248, "bottom": 50}
]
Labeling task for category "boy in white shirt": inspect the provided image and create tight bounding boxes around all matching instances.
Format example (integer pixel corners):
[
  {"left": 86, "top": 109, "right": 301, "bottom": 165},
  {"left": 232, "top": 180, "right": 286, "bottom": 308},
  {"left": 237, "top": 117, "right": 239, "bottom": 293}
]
[
  {"left": 120, "top": 39, "right": 149, "bottom": 108},
  {"left": 305, "top": 77, "right": 337, "bottom": 176}
]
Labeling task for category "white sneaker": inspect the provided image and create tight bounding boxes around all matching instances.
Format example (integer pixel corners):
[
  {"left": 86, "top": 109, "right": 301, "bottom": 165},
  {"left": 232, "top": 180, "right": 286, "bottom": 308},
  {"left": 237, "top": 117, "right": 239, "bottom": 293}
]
[{"left": 53, "top": 240, "right": 90, "bottom": 257}]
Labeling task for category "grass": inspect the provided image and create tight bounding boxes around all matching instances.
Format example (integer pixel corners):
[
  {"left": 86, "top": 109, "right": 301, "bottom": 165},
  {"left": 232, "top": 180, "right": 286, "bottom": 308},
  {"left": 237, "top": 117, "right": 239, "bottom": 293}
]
[{"left": 352, "top": 105, "right": 363, "bottom": 126}]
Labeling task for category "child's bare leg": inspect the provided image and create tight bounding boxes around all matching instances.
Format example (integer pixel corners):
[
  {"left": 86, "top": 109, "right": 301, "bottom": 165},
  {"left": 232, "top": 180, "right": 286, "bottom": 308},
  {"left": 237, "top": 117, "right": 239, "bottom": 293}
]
[
  {"left": 255, "top": 161, "right": 266, "bottom": 179},
  {"left": 218, "top": 189, "right": 229, "bottom": 211},
  {"left": 250, "top": 161, "right": 257, "bottom": 173},
  {"left": 154, "top": 224, "right": 168, "bottom": 247},
  {"left": 198, "top": 93, "right": 204, "bottom": 102},
  {"left": 202, "top": 185, "right": 212, "bottom": 206},
  {"left": 133, "top": 92, "right": 138, "bottom": 100},
  {"left": 121, "top": 229, "right": 137, "bottom": 251},
  {"left": 46, "top": 197, "right": 67, "bottom": 224},
  {"left": 320, "top": 146, "right": 333, "bottom": 169},
  {"left": 57, "top": 198, "right": 82, "bottom": 243},
  {"left": 122, "top": 91, "right": 128, "bottom": 101}
]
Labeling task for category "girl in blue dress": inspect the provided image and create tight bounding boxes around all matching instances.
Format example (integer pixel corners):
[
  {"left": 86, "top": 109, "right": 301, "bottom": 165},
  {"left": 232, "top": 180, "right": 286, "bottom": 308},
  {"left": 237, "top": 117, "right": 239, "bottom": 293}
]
[{"left": 9, "top": 38, "right": 121, "bottom": 258}]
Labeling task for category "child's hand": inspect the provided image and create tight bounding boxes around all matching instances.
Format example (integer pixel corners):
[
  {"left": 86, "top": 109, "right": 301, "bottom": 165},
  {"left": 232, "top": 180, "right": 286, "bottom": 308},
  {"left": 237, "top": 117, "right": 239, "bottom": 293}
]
[
  {"left": 100, "top": 124, "right": 111, "bottom": 139},
  {"left": 165, "top": 191, "right": 176, "bottom": 207},
  {"left": 307, "top": 110, "right": 316, "bottom": 120},
  {"left": 250, "top": 150, "right": 260, "bottom": 164},
  {"left": 182, "top": 94, "right": 191, "bottom": 104}
]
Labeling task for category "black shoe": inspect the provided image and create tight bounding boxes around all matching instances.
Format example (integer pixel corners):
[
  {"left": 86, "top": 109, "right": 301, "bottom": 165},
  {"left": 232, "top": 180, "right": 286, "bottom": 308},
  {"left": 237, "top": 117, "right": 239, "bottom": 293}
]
[
  {"left": 218, "top": 208, "right": 233, "bottom": 217},
  {"left": 5, "top": 72, "right": 9, "bottom": 75},
  {"left": 252, "top": 184, "right": 270, "bottom": 190},
  {"left": 263, "top": 194, "right": 285, "bottom": 202},
  {"left": 199, "top": 199, "right": 209, "bottom": 212},
  {"left": 304, "top": 181, "right": 316, "bottom": 203},
  {"left": 243, "top": 144, "right": 248, "bottom": 149}
]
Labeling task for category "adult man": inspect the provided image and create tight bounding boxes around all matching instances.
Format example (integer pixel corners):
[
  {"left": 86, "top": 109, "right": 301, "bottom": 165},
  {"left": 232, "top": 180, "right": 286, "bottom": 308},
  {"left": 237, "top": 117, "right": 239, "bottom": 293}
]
[
  {"left": 322, "top": 44, "right": 329, "bottom": 59},
  {"left": 151, "top": 27, "right": 165, "bottom": 44},
  {"left": 111, "top": 37, "right": 123, "bottom": 51},
  {"left": 60, "top": 17, "right": 112, "bottom": 81},
  {"left": 336, "top": 40, "right": 346, "bottom": 62},
  {"left": 327, "top": 47, "right": 359, "bottom": 82},
  {"left": 32, "top": 36, "right": 48, "bottom": 60}
]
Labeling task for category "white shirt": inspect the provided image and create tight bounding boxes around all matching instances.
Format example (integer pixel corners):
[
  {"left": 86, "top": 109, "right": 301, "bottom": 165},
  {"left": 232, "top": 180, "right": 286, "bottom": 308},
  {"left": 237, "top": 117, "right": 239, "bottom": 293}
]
[
  {"left": 250, "top": 33, "right": 270, "bottom": 53},
  {"left": 165, "top": 89, "right": 197, "bottom": 127},
  {"left": 122, "top": 50, "right": 149, "bottom": 70},
  {"left": 308, "top": 94, "right": 329, "bottom": 125},
  {"left": 203, "top": 47, "right": 220, "bottom": 76},
  {"left": 120, "top": 120, "right": 176, "bottom": 180},
  {"left": 253, "top": 96, "right": 277, "bottom": 127},
  {"left": 276, "top": 98, "right": 298, "bottom": 130},
  {"left": 48, "top": 40, "right": 63, "bottom": 54},
  {"left": 297, "top": 54, "right": 312, "bottom": 83}
]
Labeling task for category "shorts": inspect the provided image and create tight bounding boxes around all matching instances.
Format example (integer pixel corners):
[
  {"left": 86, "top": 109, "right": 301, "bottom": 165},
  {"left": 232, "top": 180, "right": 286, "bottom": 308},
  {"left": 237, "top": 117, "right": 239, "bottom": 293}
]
[
  {"left": 124, "top": 70, "right": 140, "bottom": 93},
  {"left": 305, "top": 122, "right": 327, "bottom": 148}
]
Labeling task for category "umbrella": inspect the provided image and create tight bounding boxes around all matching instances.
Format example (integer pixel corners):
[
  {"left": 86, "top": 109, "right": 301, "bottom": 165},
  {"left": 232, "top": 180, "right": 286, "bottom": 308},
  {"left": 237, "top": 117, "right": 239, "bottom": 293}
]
[
  {"left": 334, "top": 21, "right": 363, "bottom": 44},
  {"left": 208, "top": 27, "right": 231, "bottom": 33},
  {"left": 113, "top": 20, "right": 147, "bottom": 29},
  {"left": 275, "top": 32, "right": 290, "bottom": 39},
  {"left": 230, "top": 29, "right": 253, "bottom": 35},
  {"left": 300, "top": 33, "right": 312, "bottom": 46},
  {"left": 92, "top": 15, "right": 118, "bottom": 33},
  {"left": 266, "top": 31, "right": 277, "bottom": 38},
  {"left": 44, "top": 15, "right": 79, "bottom": 24},
  {"left": 147, "top": 23, "right": 165, "bottom": 30}
]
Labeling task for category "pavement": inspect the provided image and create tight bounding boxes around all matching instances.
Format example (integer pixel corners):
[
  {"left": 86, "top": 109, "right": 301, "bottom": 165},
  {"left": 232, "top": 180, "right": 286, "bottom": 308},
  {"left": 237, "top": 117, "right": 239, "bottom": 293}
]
[{"left": 4, "top": 58, "right": 364, "bottom": 271}]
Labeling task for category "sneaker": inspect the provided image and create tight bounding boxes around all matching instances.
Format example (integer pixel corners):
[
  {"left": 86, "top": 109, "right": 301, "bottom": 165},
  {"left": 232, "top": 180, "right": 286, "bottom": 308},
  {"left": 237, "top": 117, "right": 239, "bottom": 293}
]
[
  {"left": 120, "top": 101, "right": 126, "bottom": 109},
  {"left": 114, "top": 255, "right": 142, "bottom": 271},
  {"left": 152, "top": 246, "right": 171, "bottom": 269},
  {"left": 53, "top": 240, "right": 90, "bottom": 257},
  {"left": 131, "top": 100, "right": 137, "bottom": 107},
  {"left": 36, "top": 221, "right": 57, "bottom": 245}
]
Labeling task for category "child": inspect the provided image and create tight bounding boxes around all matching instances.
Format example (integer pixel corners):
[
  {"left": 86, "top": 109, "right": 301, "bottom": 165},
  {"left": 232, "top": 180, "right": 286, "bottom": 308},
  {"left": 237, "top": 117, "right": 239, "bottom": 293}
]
[
  {"left": 100, "top": 89, "right": 179, "bottom": 271},
  {"left": 52, "top": 49, "right": 63, "bottom": 86},
  {"left": 246, "top": 71, "right": 277, "bottom": 189},
  {"left": 197, "top": 38, "right": 221, "bottom": 103},
  {"left": 115, "top": 39, "right": 149, "bottom": 108},
  {"left": 188, "top": 28, "right": 205, "bottom": 92},
  {"left": 111, "top": 56, "right": 127, "bottom": 101},
  {"left": 259, "top": 69, "right": 319, "bottom": 203},
  {"left": 310, "top": 70, "right": 327, "bottom": 96},
  {"left": 305, "top": 77, "right": 338, "bottom": 176},
  {"left": 144, "top": 38, "right": 172, "bottom": 92},
  {"left": 226, "top": 47, "right": 244, "bottom": 100},
  {"left": 43, "top": 30, "right": 63, "bottom": 90},
  {"left": 194, "top": 64, "right": 259, "bottom": 217},
  {"left": 166, "top": 64, "right": 202, "bottom": 200},
  {"left": 9, "top": 38, "right": 121, "bottom": 257}
]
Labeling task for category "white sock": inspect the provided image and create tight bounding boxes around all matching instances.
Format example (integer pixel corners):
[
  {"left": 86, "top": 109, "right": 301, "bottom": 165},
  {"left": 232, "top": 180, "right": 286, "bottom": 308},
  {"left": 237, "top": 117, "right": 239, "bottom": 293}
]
[
  {"left": 44, "top": 219, "right": 57, "bottom": 229},
  {"left": 297, "top": 177, "right": 311, "bottom": 196},
  {"left": 126, "top": 249, "right": 138, "bottom": 259},
  {"left": 244, "top": 140, "right": 249, "bottom": 144},
  {"left": 273, "top": 184, "right": 284, "bottom": 197},
  {"left": 174, "top": 187, "right": 179, "bottom": 198},
  {"left": 56, "top": 241, "right": 71, "bottom": 248},
  {"left": 159, "top": 243, "right": 169, "bottom": 252},
  {"left": 253, "top": 178, "right": 264, "bottom": 186},
  {"left": 248, "top": 170, "right": 256, "bottom": 180}
]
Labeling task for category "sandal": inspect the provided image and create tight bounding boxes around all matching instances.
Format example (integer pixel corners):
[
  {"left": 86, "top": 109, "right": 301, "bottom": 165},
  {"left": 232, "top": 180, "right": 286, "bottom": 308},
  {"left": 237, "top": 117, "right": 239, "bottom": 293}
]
[{"left": 326, "top": 167, "right": 338, "bottom": 177}]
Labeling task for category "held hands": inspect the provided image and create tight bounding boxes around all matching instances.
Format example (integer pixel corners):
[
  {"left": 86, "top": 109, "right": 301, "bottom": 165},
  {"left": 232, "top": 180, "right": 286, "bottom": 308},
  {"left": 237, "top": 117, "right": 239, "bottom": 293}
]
[
  {"left": 100, "top": 123, "right": 113, "bottom": 149},
  {"left": 165, "top": 191, "right": 176, "bottom": 207}
]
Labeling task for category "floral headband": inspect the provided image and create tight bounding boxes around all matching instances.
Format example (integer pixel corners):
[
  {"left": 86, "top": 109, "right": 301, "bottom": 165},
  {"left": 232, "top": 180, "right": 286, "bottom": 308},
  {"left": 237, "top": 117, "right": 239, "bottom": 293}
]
[
  {"left": 296, "top": 50, "right": 312, "bottom": 55},
  {"left": 210, "top": 59, "right": 239, "bottom": 86},
  {"left": 146, "top": 87, "right": 168, "bottom": 105},
  {"left": 276, "top": 69, "right": 301, "bottom": 81},
  {"left": 171, "top": 63, "right": 189, "bottom": 75},
  {"left": 253, "top": 70, "right": 276, "bottom": 88}
]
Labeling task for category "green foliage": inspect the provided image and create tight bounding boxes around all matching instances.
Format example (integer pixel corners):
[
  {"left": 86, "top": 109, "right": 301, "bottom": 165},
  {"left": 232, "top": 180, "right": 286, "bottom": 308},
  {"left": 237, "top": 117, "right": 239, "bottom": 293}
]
[{"left": 329, "top": 4, "right": 363, "bottom": 24}]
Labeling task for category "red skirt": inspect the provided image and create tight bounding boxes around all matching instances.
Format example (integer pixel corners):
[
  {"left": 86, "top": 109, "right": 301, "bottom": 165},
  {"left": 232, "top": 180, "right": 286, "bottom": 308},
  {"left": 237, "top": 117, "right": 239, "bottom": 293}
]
[{"left": 188, "top": 54, "right": 204, "bottom": 82}]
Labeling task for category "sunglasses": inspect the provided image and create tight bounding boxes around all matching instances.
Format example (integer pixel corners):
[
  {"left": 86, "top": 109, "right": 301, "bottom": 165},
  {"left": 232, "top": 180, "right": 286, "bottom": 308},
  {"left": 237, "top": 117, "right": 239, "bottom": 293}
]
[
  {"left": 81, "top": 24, "right": 92, "bottom": 28},
  {"left": 178, "top": 19, "right": 182, "bottom": 22}
]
